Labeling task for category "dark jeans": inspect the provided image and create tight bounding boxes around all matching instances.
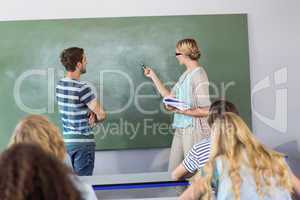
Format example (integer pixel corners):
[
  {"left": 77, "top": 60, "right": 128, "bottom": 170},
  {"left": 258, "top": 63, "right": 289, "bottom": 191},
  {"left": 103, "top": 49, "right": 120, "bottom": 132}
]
[{"left": 67, "top": 143, "right": 95, "bottom": 176}]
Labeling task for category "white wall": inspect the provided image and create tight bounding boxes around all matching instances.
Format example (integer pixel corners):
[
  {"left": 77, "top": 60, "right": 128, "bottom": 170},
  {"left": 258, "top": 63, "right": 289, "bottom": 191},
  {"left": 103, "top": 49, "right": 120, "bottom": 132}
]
[{"left": 1, "top": 0, "right": 299, "bottom": 176}]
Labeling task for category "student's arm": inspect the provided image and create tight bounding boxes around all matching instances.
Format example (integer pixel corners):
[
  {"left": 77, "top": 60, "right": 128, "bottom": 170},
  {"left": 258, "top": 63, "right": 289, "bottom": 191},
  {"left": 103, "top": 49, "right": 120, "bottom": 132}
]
[
  {"left": 143, "top": 67, "right": 171, "bottom": 98},
  {"left": 174, "top": 142, "right": 210, "bottom": 181},
  {"left": 179, "top": 175, "right": 205, "bottom": 200},
  {"left": 171, "top": 163, "right": 193, "bottom": 181},
  {"left": 292, "top": 172, "right": 300, "bottom": 197},
  {"left": 87, "top": 99, "right": 106, "bottom": 122},
  {"left": 79, "top": 84, "right": 106, "bottom": 123},
  {"left": 172, "top": 144, "right": 201, "bottom": 180}
]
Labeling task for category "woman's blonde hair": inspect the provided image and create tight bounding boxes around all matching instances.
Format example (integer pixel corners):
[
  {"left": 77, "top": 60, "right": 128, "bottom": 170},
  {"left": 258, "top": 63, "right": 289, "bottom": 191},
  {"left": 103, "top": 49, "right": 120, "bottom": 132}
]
[
  {"left": 9, "top": 115, "right": 66, "bottom": 161},
  {"left": 176, "top": 38, "right": 201, "bottom": 60},
  {"left": 202, "top": 112, "right": 293, "bottom": 200}
]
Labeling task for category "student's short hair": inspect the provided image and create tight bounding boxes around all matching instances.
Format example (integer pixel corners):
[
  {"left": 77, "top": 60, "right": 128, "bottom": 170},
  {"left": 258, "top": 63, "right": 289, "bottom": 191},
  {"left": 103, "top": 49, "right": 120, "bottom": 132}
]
[
  {"left": 60, "top": 47, "right": 84, "bottom": 72},
  {"left": 9, "top": 115, "right": 66, "bottom": 161},
  {"left": 176, "top": 38, "right": 201, "bottom": 60},
  {"left": 207, "top": 99, "right": 239, "bottom": 127},
  {"left": 0, "top": 143, "right": 81, "bottom": 200}
]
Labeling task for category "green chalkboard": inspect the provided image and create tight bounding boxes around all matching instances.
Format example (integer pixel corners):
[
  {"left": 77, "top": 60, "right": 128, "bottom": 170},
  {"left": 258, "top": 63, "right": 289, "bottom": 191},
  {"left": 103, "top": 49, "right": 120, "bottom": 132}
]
[{"left": 0, "top": 14, "right": 251, "bottom": 151}]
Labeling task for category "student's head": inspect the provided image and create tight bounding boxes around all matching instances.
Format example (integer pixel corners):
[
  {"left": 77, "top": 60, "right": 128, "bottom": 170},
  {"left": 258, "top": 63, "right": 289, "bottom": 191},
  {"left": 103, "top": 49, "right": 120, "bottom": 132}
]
[
  {"left": 176, "top": 38, "right": 201, "bottom": 65},
  {"left": 60, "top": 47, "right": 87, "bottom": 74},
  {"left": 207, "top": 99, "right": 239, "bottom": 127},
  {"left": 9, "top": 115, "right": 66, "bottom": 161},
  {"left": 202, "top": 112, "right": 293, "bottom": 200},
  {"left": 0, "top": 143, "right": 81, "bottom": 200}
]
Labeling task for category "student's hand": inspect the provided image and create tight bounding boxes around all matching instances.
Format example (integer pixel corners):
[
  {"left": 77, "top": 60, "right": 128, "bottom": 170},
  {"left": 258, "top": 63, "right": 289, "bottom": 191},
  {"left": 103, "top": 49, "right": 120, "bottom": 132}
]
[
  {"left": 179, "top": 175, "right": 205, "bottom": 200},
  {"left": 88, "top": 112, "right": 96, "bottom": 127},
  {"left": 143, "top": 67, "right": 156, "bottom": 79},
  {"left": 97, "top": 112, "right": 106, "bottom": 122}
]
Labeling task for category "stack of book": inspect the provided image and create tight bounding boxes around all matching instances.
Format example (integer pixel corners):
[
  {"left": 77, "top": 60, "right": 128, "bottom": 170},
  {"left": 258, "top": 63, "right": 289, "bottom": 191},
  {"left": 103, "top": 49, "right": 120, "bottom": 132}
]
[{"left": 162, "top": 97, "right": 190, "bottom": 111}]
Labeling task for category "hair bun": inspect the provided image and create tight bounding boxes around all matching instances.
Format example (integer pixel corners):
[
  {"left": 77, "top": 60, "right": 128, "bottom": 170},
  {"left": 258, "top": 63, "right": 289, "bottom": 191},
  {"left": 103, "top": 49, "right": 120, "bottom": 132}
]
[{"left": 189, "top": 51, "right": 201, "bottom": 60}]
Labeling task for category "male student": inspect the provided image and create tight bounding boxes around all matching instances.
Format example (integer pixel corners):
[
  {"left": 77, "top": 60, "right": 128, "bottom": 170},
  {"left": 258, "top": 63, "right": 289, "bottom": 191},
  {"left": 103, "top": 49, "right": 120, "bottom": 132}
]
[
  {"left": 56, "top": 47, "right": 106, "bottom": 176},
  {"left": 171, "top": 100, "right": 239, "bottom": 180}
]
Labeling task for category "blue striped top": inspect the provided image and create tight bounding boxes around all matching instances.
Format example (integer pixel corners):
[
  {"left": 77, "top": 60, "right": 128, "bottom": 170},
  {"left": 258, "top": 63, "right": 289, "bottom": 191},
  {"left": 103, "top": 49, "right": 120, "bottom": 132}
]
[
  {"left": 183, "top": 138, "right": 211, "bottom": 173},
  {"left": 56, "top": 77, "right": 96, "bottom": 144}
]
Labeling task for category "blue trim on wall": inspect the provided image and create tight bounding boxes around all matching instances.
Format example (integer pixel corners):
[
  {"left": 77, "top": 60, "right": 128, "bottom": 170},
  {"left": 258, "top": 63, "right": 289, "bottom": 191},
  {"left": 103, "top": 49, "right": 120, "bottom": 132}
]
[{"left": 93, "top": 181, "right": 189, "bottom": 191}]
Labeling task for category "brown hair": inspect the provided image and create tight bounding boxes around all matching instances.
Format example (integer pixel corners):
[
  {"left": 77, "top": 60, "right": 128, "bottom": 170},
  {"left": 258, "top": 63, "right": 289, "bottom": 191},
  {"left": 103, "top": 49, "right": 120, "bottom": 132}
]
[
  {"left": 176, "top": 38, "right": 201, "bottom": 60},
  {"left": 207, "top": 99, "right": 240, "bottom": 127},
  {"left": 0, "top": 143, "right": 81, "bottom": 200},
  {"left": 9, "top": 115, "right": 66, "bottom": 161},
  {"left": 60, "top": 47, "right": 84, "bottom": 72}
]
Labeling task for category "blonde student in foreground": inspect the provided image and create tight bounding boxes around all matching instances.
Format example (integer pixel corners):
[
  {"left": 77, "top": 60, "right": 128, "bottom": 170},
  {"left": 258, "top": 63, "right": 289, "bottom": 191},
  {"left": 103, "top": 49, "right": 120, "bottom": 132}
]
[
  {"left": 180, "top": 112, "right": 300, "bottom": 200},
  {"left": 9, "top": 115, "right": 98, "bottom": 200}
]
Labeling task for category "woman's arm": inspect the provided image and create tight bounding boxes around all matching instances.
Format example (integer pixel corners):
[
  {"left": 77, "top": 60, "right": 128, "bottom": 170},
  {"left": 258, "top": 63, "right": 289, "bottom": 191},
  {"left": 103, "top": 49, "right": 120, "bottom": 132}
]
[
  {"left": 180, "top": 67, "right": 210, "bottom": 118},
  {"left": 144, "top": 67, "right": 171, "bottom": 98},
  {"left": 175, "top": 106, "right": 209, "bottom": 117}
]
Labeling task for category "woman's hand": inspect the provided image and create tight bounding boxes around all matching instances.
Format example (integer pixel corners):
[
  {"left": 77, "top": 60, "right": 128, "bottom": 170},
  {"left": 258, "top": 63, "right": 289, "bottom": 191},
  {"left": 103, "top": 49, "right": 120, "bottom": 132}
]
[
  {"left": 164, "top": 95, "right": 178, "bottom": 111},
  {"left": 143, "top": 67, "right": 171, "bottom": 97},
  {"left": 165, "top": 106, "right": 188, "bottom": 115},
  {"left": 165, "top": 104, "right": 176, "bottom": 111},
  {"left": 143, "top": 66, "right": 156, "bottom": 79},
  {"left": 174, "top": 109, "right": 188, "bottom": 115}
]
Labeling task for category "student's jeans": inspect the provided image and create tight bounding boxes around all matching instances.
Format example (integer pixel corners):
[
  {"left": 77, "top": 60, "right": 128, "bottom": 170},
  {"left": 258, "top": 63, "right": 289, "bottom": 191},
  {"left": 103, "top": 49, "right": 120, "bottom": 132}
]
[{"left": 67, "top": 143, "right": 95, "bottom": 176}]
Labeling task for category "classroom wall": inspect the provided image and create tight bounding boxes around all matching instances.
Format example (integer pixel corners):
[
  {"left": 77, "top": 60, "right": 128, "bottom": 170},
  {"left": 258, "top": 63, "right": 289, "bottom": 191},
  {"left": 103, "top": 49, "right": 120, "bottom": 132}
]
[{"left": 0, "top": 0, "right": 299, "bottom": 176}]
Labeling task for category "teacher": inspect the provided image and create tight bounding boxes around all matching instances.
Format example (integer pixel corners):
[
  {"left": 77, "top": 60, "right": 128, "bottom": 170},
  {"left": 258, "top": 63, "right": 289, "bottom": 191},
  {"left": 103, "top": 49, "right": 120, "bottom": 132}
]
[{"left": 143, "top": 38, "right": 211, "bottom": 173}]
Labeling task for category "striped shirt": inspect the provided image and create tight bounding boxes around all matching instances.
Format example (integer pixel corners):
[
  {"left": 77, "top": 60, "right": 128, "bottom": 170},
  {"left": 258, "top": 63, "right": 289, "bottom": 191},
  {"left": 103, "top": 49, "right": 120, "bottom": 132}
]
[
  {"left": 183, "top": 138, "right": 211, "bottom": 173},
  {"left": 56, "top": 77, "right": 96, "bottom": 144}
]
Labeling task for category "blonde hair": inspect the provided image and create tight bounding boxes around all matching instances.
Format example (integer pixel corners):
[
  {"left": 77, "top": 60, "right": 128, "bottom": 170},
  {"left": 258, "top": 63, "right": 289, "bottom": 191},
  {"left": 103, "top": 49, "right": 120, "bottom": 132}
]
[
  {"left": 176, "top": 38, "right": 201, "bottom": 60},
  {"left": 9, "top": 115, "right": 66, "bottom": 161},
  {"left": 202, "top": 112, "right": 293, "bottom": 200}
]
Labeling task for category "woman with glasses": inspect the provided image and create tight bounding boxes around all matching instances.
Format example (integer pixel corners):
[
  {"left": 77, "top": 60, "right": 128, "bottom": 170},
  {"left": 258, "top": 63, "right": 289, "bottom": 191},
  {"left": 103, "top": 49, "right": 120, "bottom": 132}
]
[{"left": 143, "top": 38, "right": 211, "bottom": 180}]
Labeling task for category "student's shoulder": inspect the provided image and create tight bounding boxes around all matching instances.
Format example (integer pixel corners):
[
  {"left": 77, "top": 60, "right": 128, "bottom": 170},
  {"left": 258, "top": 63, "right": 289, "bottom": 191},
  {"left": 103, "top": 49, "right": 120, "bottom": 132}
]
[
  {"left": 190, "top": 138, "right": 211, "bottom": 155},
  {"left": 79, "top": 80, "right": 94, "bottom": 88},
  {"left": 58, "top": 78, "right": 85, "bottom": 88},
  {"left": 75, "top": 80, "right": 93, "bottom": 92},
  {"left": 78, "top": 82, "right": 96, "bottom": 98},
  {"left": 193, "top": 138, "right": 211, "bottom": 149}
]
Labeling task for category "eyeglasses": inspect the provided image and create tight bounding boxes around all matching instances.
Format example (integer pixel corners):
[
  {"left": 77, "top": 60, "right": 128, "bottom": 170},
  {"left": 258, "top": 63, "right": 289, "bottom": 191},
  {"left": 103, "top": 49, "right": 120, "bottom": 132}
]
[{"left": 175, "top": 52, "right": 182, "bottom": 56}]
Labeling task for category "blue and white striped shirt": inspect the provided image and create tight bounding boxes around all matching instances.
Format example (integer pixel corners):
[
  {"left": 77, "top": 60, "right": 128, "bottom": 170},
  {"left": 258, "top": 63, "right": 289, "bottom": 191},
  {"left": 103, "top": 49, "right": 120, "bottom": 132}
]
[
  {"left": 183, "top": 138, "right": 211, "bottom": 173},
  {"left": 56, "top": 77, "right": 96, "bottom": 144}
]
